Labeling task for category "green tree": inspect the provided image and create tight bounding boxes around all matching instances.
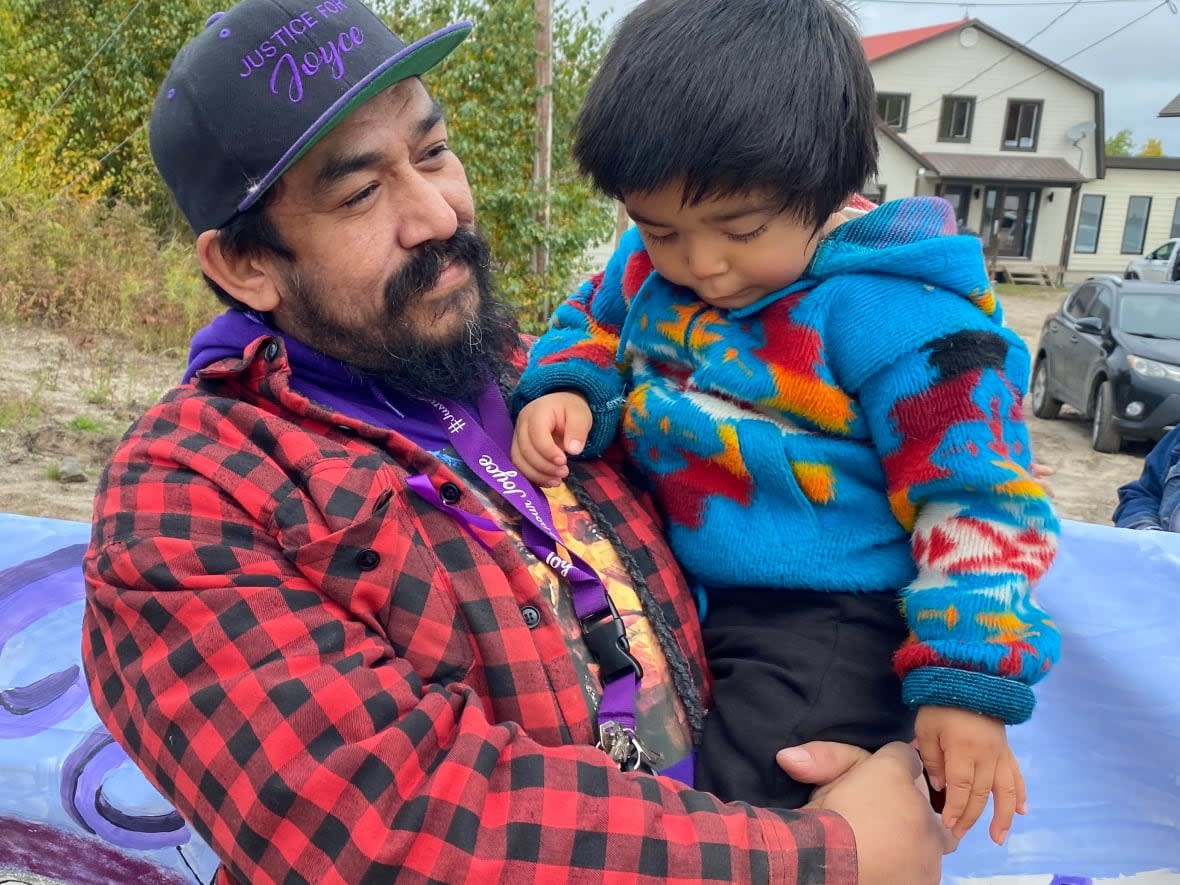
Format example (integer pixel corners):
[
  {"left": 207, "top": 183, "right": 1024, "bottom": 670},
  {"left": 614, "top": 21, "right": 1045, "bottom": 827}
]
[
  {"left": 0, "top": 1, "right": 223, "bottom": 224},
  {"left": 0, "top": 1, "right": 613, "bottom": 328},
  {"left": 1105, "top": 128, "right": 1134, "bottom": 157},
  {"left": 385, "top": 0, "right": 615, "bottom": 328}
]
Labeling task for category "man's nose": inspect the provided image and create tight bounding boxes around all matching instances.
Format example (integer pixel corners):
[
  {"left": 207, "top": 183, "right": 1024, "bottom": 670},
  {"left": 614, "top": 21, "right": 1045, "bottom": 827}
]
[{"left": 396, "top": 174, "right": 460, "bottom": 249}]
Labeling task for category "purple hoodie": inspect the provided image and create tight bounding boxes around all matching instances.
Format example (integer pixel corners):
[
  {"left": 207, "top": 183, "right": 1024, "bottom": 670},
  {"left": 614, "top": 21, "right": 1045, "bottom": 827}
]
[{"left": 185, "top": 310, "right": 463, "bottom": 451}]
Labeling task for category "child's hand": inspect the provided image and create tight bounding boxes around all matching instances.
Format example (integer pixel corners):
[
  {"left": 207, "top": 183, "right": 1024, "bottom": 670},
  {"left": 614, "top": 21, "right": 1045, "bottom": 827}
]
[
  {"left": 915, "top": 705, "right": 1027, "bottom": 845},
  {"left": 511, "top": 392, "right": 593, "bottom": 487}
]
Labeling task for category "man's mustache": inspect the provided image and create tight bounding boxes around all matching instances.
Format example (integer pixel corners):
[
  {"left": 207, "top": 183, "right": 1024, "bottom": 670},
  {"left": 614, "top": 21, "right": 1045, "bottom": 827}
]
[{"left": 385, "top": 227, "right": 492, "bottom": 310}]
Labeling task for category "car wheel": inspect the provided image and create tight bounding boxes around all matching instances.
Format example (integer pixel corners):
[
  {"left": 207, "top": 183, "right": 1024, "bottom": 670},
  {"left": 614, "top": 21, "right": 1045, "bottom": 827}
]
[
  {"left": 1124, "top": 271, "right": 1139, "bottom": 280},
  {"left": 1030, "top": 358, "right": 1061, "bottom": 419},
  {"left": 1091, "top": 380, "right": 1122, "bottom": 453}
]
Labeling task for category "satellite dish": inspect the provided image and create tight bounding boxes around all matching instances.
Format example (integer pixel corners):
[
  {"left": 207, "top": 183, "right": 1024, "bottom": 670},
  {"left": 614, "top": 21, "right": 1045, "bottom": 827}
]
[
  {"left": 959, "top": 26, "right": 979, "bottom": 48},
  {"left": 1066, "top": 121, "right": 1097, "bottom": 145}
]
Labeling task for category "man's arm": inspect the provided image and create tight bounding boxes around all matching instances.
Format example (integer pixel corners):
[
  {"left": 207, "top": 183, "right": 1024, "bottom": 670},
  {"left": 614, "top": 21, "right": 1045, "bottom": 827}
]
[{"left": 1113, "top": 427, "right": 1176, "bottom": 529}]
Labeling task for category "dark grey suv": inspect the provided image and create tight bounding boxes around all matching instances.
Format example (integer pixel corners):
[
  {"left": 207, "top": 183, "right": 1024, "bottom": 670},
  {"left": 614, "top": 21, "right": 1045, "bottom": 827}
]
[{"left": 1030, "top": 275, "right": 1180, "bottom": 452}]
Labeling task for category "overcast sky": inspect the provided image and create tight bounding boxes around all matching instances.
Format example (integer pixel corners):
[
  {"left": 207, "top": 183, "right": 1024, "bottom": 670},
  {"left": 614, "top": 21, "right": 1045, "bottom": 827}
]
[{"left": 580, "top": 0, "right": 1180, "bottom": 154}]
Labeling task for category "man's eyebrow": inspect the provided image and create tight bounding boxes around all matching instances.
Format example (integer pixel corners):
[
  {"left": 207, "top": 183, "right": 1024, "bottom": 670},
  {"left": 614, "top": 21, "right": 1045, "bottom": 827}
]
[
  {"left": 314, "top": 150, "right": 386, "bottom": 192},
  {"left": 416, "top": 100, "right": 445, "bottom": 140},
  {"left": 312, "top": 101, "right": 446, "bottom": 193}
]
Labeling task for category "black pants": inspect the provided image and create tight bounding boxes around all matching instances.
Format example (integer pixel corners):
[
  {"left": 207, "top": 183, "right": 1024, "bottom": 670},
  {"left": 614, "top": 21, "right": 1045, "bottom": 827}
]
[{"left": 695, "top": 587, "right": 915, "bottom": 808}]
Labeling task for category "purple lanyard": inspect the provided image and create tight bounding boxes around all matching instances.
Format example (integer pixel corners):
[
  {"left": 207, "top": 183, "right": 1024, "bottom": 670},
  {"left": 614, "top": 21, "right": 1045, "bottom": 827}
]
[{"left": 382, "top": 380, "right": 657, "bottom": 771}]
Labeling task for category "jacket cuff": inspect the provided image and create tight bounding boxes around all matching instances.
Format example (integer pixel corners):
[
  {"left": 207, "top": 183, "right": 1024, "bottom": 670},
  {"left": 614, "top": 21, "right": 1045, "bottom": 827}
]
[
  {"left": 902, "top": 666, "right": 1035, "bottom": 724},
  {"left": 762, "top": 808, "right": 857, "bottom": 884}
]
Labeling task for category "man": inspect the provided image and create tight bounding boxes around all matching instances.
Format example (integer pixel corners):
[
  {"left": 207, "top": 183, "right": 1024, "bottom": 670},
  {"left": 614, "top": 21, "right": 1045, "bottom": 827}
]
[
  {"left": 1114, "top": 423, "right": 1180, "bottom": 532},
  {"left": 81, "top": 1, "right": 954, "bottom": 882}
]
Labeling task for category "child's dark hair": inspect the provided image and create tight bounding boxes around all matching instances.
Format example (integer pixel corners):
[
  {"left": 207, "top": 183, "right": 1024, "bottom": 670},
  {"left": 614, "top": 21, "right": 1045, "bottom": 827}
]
[{"left": 573, "top": 0, "right": 878, "bottom": 229}]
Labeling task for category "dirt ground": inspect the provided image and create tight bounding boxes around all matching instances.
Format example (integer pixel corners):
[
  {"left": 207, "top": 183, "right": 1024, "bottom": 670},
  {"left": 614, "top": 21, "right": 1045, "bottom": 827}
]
[{"left": 0, "top": 290, "right": 1152, "bottom": 525}]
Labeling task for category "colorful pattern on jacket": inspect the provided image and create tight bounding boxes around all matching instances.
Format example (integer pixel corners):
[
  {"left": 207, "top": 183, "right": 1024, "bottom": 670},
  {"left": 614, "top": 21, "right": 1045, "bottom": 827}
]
[{"left": 515, "top": 196, "right": 1060, "bottom": 724}]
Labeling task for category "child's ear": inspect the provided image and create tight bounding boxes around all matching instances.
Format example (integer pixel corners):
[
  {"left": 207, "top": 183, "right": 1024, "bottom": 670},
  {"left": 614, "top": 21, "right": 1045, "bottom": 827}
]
[{"left": 196, "top": 230, "right": 282, "bottom": 312}]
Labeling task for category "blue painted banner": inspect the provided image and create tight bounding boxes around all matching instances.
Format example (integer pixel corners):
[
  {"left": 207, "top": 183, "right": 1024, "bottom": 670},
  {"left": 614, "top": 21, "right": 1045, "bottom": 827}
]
[
  {"left": 0, "top": 513, "right": 219, "bottom": 884},
  {"left": 1, "top": 512, "right": 1177, "bottom": 883}
]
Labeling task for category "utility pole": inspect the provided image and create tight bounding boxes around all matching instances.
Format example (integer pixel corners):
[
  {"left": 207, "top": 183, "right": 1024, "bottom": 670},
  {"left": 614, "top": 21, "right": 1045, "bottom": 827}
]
[{"left": 532, "top": 0, "right": 554, "bottom": 289}]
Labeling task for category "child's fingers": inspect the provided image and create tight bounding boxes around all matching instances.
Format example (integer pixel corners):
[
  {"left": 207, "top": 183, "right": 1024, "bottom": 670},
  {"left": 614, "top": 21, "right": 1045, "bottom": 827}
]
[
  {"left": 511, "top": 424, "right": 568, "bottom": 486},
  {"left": 916, "top": 737, "right": 946, "bottom": 793},
  {"left": 512, "top": 442, "right": 564, "bottom": 486},
  {"left": 949, "top": 756, "right": 996, "bottom": 839},
  {"left": 988, "top": 756, "right": 1020, "bottom": 845},
  {"left": 522, "top": 412, "right": 569, "bottom": 466},
  {"left": 559, "top": 405, "right": 593, "bottom": 457},
  {"left": 937, "top": 751, "right": 976, "bottom": 833},
  {"left": 1012, "top": 749, "right": 1028, "bottom": 816}
]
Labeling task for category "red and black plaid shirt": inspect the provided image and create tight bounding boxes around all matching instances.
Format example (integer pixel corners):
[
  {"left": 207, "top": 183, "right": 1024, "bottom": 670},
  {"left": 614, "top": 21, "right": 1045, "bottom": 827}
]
[{"left": 82, "top": 335, "right": 855, "bottom": 884}]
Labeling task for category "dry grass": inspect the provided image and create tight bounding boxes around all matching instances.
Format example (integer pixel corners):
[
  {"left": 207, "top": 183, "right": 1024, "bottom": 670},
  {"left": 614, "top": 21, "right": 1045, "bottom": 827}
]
[{"left": 0, "top": 184, "right": 217, "bottom": 353}]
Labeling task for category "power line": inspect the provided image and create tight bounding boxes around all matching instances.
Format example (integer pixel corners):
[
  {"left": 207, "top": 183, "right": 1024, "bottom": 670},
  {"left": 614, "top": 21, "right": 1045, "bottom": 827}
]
[
  {"left": 862, "top": 0, "right": 1157, "bottom": 5},
  {"left": 0, "top": 0, "right": 146, "bottom": 174},
  {"left": 969, "top": 0, "right": 1170, "bottom": 106},
  {"left": 903, "top": 0, "right": 1082, "bottom": 128},
  {"left": 899, "top": 0, "right": 1171, "bottom": 133},
  {"left": 47, "top": 123, "right": 147, "bottom": 206}
]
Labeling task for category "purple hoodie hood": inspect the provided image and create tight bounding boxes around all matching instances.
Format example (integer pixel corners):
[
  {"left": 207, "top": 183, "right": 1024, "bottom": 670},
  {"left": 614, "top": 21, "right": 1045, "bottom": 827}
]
[{"left": 185, "top": 310, "right": 457, "bottom": 450}]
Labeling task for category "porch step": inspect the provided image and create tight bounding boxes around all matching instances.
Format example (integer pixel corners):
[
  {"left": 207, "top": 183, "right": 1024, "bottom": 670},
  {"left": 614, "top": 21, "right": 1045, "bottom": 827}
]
[{"left": 994, "top": 263, "right": 1061, "bottom": 287}]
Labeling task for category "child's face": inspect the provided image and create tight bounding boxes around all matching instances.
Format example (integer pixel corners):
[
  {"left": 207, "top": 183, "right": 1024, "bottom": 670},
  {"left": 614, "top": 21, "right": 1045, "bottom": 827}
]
[{"left": 623, "top": 182, "right": 823, "bottom": 310}]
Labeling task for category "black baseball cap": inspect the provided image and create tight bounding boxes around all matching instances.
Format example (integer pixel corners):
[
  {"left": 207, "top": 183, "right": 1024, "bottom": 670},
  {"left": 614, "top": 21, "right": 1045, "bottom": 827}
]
[{"left": 150, "top": 0, "right": 471, "bottom": 233}]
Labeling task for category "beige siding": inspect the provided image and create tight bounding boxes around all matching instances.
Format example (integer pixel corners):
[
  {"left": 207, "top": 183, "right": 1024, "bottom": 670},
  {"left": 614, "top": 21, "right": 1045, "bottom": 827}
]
[
  {"left": 875, "top": 139, "right": 922, "bottom": 200},
  {"left": 870, "top": 30, "right": 1100, "bottom": 178},
  {"left": 1067, "top": 169, "right": 1180, "bottom": 281}
]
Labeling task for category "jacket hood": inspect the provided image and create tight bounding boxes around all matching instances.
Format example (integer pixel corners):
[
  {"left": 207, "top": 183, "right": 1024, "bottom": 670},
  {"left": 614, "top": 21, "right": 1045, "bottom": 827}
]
[
  {"left": 185, "top": 310, "right": 456, "bottom": 449},
  {"left": 808, "top": 196, "right": 1000, "bottom": 324}
]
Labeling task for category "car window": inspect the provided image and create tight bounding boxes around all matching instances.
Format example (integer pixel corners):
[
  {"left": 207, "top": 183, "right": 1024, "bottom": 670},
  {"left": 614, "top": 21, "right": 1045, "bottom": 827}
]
[
  {"left": 1090, "top": 288, "right": 1113, "bottom": 325},
  {"left": 1119, "top": 291, "right": 1180, "bottom": 339},
  {"left": 1064, "top": 283, "right": 1098, "bottom": 319},
  {"left": 1151, "top": 242, "right": 1175, "bottom": 261}
]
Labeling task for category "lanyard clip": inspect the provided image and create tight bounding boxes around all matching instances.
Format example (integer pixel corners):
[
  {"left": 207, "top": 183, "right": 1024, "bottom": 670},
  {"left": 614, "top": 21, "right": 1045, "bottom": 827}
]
[{"left": 580, "top": 594, "right": 643, "bottom": 684}]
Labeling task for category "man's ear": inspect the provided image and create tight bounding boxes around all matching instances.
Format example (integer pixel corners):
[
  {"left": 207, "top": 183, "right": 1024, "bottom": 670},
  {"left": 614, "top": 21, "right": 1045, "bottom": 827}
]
[{"left": 196, "top": 230, "right": 282, "bottom": 313}]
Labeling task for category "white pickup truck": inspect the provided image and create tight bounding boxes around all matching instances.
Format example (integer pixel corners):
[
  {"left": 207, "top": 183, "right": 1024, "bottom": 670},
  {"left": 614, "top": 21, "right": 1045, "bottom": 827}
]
[{"left": 1124, "top": 238, "right": 1180, "bottom": 282}]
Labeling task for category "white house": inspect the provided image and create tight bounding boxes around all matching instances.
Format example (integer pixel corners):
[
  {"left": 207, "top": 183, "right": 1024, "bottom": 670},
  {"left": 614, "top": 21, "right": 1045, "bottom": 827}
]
[{"left": 862, "top": 18, "right": 1180, "bottom": 284}]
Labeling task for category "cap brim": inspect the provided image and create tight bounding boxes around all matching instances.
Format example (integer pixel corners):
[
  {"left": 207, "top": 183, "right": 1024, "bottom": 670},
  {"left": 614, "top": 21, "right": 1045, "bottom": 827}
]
[{"left": 237, "top": 21, "right": 472, "bottom": 215}]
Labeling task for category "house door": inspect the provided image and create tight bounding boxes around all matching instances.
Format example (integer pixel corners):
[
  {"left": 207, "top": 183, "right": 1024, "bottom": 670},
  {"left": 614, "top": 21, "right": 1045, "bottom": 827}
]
[
  {"left": 941, "top": 185, "right": 972, "bottom": 232},
  {"left": 982, "top": 187, "right": 1038, "bottom": 258}
]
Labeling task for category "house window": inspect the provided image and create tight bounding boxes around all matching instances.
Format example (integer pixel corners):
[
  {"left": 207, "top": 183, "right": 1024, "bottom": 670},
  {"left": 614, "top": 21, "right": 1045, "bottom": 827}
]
[
  {"left": 938, "top": 96, "right": 974, "bottom": 142},
  {"left": 1002, "top": 100, "right": 1041, "bottom": 150},
  {"left": 1120, "top": 196, "right": 1152, "bottom": 254},
  {"left": 1171, "top": 198, "right": 1180, "bottom": 238},
  {"left": 1074, "top": 194, "right": 1104, "bottom": 254},
  {"left": 877, "top": 93, "right": 909, "bottom": 130}
]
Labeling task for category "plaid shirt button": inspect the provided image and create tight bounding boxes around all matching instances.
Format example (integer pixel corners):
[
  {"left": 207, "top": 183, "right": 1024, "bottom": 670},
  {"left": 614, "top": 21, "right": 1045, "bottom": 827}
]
[
  {"left": 520, "top": 605, "right": 541, "bottom": 628},
  {"left": 355, "top": 549, "right": 380, "bottom": 571},
  {"left": 440, "top": 482, "right": 462, "bottom": 504},
  {"left": 263, "top": 340, "right": 280, "bottom": 360}
]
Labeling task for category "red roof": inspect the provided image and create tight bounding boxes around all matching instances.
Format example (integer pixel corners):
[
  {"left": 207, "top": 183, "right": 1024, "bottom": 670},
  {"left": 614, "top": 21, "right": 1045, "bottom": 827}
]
[{"left": 862, "top": 20, "right": 965, "bottom": 62}]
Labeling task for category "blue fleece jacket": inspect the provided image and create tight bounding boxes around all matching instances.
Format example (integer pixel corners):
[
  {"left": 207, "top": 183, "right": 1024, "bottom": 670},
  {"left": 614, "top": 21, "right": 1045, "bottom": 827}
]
[{"left": 514, "top": 196, "right": 1060, "bottom": 723}]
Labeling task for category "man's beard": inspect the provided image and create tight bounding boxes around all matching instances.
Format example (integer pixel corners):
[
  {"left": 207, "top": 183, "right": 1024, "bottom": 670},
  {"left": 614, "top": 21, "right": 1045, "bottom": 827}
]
[{"left": 280, "top": 227, "right": 520, "bottom": 400}]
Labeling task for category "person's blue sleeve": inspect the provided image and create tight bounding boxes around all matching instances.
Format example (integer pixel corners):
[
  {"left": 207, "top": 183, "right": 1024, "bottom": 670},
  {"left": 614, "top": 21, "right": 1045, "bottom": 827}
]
[{"left": 1113, "top": 426, "right": 1179, "bottom": 529}]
